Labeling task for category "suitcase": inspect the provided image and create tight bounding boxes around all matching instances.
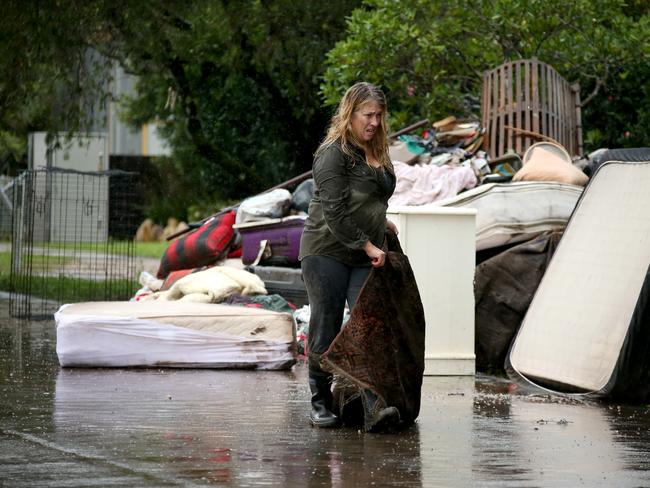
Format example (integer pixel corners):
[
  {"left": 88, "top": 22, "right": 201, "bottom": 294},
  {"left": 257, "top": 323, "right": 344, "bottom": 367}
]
[
  {"left": 247, "top": 265, "right": 309, "bottom": 307},
  {"left": 233, "top": 216, "right": 305, "bottom": 266}
]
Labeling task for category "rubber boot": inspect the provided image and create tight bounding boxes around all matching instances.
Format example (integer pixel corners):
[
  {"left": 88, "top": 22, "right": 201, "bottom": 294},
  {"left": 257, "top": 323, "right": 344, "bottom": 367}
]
[
  {"left": 308, "top": 366, "right": 340, "bottom": 428},
  {"left": 361, "top": 389, "right": 400, "bottom": 433}
]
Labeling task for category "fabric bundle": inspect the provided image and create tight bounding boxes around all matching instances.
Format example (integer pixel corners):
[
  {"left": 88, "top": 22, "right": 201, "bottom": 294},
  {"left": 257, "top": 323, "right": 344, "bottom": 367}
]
[
  {"left": 321, "top": 232, "right": 425, "bottom": 431},
  {"left": 388, "top": 160, "right": 477, "bottom": 206}
]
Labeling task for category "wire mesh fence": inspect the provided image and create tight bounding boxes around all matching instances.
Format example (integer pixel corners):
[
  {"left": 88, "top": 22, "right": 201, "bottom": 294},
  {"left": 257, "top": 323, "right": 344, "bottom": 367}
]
[
  {"left": 8, "top": 168, "right": 139, "bottom": 319},
  {"left": 0, "top": 175, "right": 13, "bottom": 241}
]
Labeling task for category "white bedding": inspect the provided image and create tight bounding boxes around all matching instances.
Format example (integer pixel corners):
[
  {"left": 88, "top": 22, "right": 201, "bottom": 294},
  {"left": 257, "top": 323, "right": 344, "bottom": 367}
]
[
  {"left": 55, "top": 301, "right": 296, "bottom": 370},
  {"left": 435, "top": 181, "right": 583, "bottom": 250}
]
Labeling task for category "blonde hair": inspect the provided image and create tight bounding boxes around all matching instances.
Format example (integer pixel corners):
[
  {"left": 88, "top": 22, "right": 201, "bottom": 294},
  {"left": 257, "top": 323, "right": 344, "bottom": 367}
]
[{"left": 317, "top": 82, "right": 391, "bottom": 169}]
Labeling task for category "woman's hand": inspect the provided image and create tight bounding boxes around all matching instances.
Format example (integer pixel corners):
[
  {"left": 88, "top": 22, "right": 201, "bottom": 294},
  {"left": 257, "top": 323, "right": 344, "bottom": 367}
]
[
  {"left": 363, "top": 240, "right": 386, "bottom": 268},
  {"left": 386, "top": 219, "right": 399, "bottom": 235}
]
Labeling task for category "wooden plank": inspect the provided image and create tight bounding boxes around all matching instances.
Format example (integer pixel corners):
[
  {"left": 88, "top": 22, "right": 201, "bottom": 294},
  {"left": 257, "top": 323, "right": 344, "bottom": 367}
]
[
  {"left": 484, "top": 70, "right": 494, "bottom": 155},
  {"left": 505, "top": 62, "right": 513, "bottom": 154},
  {"left": 490, "top": 70, "right": 499, "bottom": 158},
  {"left": 531, "top": 60, "right": 540, "bottom": 136},
  {"left": 545, "top": 63, "right": 553, "bottom": 140},
  {"left": 514, "top": 61, "right": 522, "bottom": 154},
  {"left": 485, "top": 70, "right": 492, "bottom": 157},
  {"left": 559, "top": 74, "right": 565, "bottom": 146},
  {"left": 557, "top": 75, "right": 566, "bottom": 145},
  {"left": 538, "top": 63, "right": 544, "bottom": 138},
  {"left": 573, "top": 82, "right": 583, "bottom": 156},
  {"left": 566, "top": 83, "right": 573, "bottom": 156},
  {"left": 524, "top": 61, "right": 531, "bottom": 150},
  {"left": 569, "top": 82, "right": 577, "bottom": 155},
  {"left": 553, "top": 70, "right": 560, "bottom": 144},
  {"left": 551, "top": 71, "right": 558, "bottom": 144},
  {"left": 558, "top": 73, "right": 564, "bottom": 144},
  {"left": 548, "top": 68, "right": 555, "bottom": 143},
  {"left": 560, "top": 80, "right": 569, "bottom": 148},
  {"left": 481, "top": 73, "right": 488, "bottom": 130},
  {"left": 498, "top": 64, "right": 506, "bottom": 157},
  {"left": 481, "top": 72, "right": 488, "bottom": 153},
  {"left": 566, "top": 80, "right": 574, "bottom": 152}
]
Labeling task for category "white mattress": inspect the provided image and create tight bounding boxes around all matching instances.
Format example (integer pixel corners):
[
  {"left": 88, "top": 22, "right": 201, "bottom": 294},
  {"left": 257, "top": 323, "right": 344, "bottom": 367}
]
[
  {"left": 55, "top": 301, "right": 296, "bottom": 370},
  {"left": 507, "top": 161, "right": 650, "bottom": 393},
  {"left": 435, "top": 181, "right": 583, "bottom": 250}
]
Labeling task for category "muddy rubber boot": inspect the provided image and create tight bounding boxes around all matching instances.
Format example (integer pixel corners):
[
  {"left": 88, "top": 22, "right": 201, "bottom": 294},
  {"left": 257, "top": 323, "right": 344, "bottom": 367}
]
[
  {"left": 308, "top": 367, "right": 340, "bottom": 428},
  {"left": 361, "top": 389, "right": 400, "bottom": 433}
]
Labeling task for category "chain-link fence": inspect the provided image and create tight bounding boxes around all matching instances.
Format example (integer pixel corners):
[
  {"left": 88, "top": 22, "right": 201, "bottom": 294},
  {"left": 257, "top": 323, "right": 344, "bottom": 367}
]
[{"left": 8, "top": 168, "right": 139, "bottom": 319}]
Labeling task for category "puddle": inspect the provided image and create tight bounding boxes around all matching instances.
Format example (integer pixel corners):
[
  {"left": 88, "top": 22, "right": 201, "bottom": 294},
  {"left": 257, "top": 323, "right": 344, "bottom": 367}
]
[{"left": 1, "top": 298, "right": 649, "bottom": 487}]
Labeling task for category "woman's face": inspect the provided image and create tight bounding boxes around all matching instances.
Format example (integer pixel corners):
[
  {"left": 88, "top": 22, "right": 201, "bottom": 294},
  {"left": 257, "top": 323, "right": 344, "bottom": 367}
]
[{"left": 350, "top": 100, "right": 383, "bottom": 143}]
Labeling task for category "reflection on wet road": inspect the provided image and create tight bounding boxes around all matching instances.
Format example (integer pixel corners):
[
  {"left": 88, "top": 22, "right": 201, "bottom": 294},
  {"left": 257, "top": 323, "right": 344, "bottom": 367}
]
[{"left": 1, "top": 298, "right": 650, "bottom": 487}]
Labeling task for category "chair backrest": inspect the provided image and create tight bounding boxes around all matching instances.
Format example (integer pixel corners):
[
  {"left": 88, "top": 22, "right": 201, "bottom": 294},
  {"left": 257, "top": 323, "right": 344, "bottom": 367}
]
[{"left": 481, "top": 59, "right": 582, "bottom": 159}]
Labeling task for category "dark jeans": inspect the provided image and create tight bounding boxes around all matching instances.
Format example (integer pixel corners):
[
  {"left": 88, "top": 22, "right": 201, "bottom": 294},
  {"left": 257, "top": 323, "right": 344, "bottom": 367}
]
[{"left": 301, "top": 255, "right": 372, "bottom": 360}]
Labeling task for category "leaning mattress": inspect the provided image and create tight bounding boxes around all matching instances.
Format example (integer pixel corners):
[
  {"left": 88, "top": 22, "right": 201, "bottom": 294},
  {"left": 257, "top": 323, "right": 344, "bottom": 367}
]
[
  {"left": 55, "top": 301, "right": 297, "bottom": 370},
  {"left": 436, "top": 181, "right": 583, "bottom": 250},
  {"left": 506, "top": 160, "right": 650, "bottom": 401}
]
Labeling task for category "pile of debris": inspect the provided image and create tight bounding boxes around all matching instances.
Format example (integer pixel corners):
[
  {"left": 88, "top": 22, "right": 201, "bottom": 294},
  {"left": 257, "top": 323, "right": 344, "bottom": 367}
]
[{"left": 388, "top": 117, "right": 487, "bottom": 206}]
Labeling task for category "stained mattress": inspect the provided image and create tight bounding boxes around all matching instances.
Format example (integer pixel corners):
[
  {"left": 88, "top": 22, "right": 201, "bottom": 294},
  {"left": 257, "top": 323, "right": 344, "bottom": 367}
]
[
  {"left": 436, "top": 181, "right": 582, "bottom": 250},
  {"left": 55, "top": 301, "right": 296, "bottom": 370},
  {"left": 506, "top": 160, "right": 650, "bottom": 401}
]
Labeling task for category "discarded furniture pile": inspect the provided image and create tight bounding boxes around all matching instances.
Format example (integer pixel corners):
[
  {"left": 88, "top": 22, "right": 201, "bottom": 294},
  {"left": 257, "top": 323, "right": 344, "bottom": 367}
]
[
  {"left": 53, "top": 58, "right": 650, "bottom": 401},
  {"left": 388, "top": 116, "right": 483, "bottom": 206},
  {"left": 54, "top": 180, "right": 314, "bottom": 369},
  {"left": 384, "top": 58, "right": 650, "bottom": 402}
]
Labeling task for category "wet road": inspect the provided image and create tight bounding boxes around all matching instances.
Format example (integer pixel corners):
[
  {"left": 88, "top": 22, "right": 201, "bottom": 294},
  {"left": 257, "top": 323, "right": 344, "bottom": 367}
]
[{"left": 1, "top": 297, "right": 650, "bottom": 487}]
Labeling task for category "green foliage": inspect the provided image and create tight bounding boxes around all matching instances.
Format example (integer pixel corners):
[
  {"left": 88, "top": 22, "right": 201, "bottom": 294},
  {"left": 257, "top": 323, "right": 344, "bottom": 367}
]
[
  {"left": 580, "top": 25, "right": 650, "bottom": 151},
  {"left": 136, "top": 155, "right": 204, "bottom": 224},
  {"left": 321, "top": 0, "right": 650, "bottom": 148},
  {"left": 111, "top": 0, "right": 359, "bottom": 200},
  {"left": 0, "top": 1, "right": 113, "bottom": 174},
  {"left": 0, "top": 251, "right": 137, "bottom": 299},
  {"left": 0, "top": 274, "right": 138, "bottom": 303},
  {"left": 0, "top": 1, "right": 359, "bottom": 204},
  {"left": 0, "top": 131, "right": 25, "bottom": 166},
  {"left": 3, "top": 0, "right": 650, "bottom": 210}
]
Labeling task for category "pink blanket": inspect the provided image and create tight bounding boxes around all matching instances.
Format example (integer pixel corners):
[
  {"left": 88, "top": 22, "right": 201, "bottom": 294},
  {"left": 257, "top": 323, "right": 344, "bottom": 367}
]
[{"left": 388, "top": 161, "right": 477, "bottom": 206}]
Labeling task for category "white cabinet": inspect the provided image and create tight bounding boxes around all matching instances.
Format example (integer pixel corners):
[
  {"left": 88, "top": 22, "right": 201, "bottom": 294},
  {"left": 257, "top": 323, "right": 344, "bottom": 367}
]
[{"left": 387, "top": 206, "right": 476, "bottom": 375}]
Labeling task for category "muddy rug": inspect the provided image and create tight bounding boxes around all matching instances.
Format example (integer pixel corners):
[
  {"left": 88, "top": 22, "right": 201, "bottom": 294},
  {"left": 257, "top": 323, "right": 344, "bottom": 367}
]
[{"left": 321, "top": 232, "right": 425, "bottom": 431}]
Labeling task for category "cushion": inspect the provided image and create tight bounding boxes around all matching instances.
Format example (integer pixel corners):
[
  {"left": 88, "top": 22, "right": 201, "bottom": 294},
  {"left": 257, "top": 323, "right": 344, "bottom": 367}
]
[{"left": 513, "top": 145, "right": 589, "bottom": 186}]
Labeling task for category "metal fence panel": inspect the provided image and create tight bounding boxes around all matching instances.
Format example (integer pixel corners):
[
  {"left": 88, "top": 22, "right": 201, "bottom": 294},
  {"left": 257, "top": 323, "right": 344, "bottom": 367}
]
[{"left": 9, "top": 169, "right": 138, "bottom": 319}]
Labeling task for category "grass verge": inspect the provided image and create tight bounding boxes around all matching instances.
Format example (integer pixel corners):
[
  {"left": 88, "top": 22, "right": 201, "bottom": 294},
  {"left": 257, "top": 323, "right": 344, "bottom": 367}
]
[
  {"left": 36, "top": 240, "right": 169, "bottom": 259},
  {"left": 0, "top": 274, "right": 138, "bottom": 303},
  {"left": 0, "top": 243, "right": 148, "bottom": 301}
]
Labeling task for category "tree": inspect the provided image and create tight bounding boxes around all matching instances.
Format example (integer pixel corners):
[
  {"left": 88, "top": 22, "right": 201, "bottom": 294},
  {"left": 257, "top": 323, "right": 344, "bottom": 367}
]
[
  {"left": 0, "top": 1, "right": 113, "bottom": 174},
  {"left": 103, "top": 1, "right": 359, "bottom": 203},
  {"left": 0, "top": 1, "right": 359, "bottom": 218},
  {"left": 321, "top": 0, "right": 650, "bottom": 150}
]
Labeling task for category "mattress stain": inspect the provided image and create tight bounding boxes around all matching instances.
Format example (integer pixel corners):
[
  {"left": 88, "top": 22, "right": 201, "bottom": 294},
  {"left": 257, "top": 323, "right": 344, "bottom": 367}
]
[{"left": 249, "top": 325, "right": 267, "bottom": 335}]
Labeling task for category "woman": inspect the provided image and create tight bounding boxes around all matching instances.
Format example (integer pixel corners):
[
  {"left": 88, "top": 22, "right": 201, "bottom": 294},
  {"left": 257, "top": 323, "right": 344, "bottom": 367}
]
[{"left": 299, "top": 82, "right": 398, "bottom": 428}]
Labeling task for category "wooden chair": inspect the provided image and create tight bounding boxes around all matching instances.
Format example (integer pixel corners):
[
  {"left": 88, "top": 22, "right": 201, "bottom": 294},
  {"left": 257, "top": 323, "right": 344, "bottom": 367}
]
[{"left": 481, "top": 58, "right": 582, "bottom": 159}]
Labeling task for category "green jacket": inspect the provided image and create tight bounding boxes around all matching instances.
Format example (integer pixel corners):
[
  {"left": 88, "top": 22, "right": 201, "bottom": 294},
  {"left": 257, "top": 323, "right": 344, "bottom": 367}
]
[{"left": 299, "top": 140, "right": 396, "bottom": 266}]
